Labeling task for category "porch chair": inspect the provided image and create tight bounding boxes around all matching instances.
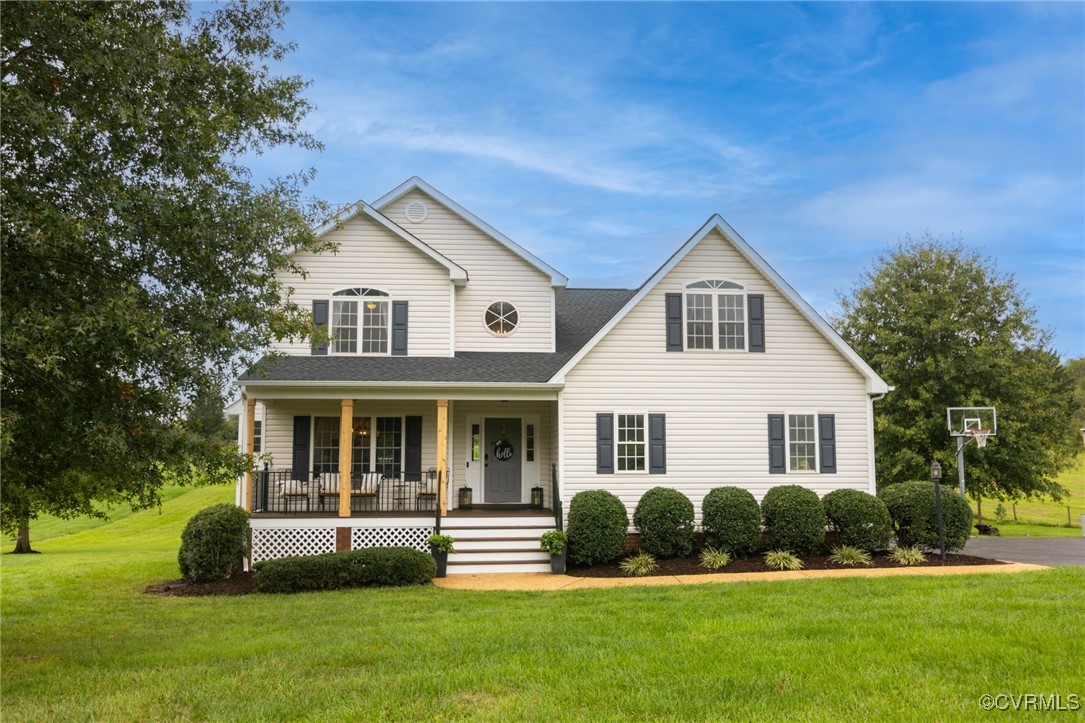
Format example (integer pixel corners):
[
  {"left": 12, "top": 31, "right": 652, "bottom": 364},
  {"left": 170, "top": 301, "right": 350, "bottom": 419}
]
[
  {"left": 279, "top": 477, "right": 311, "bottom": 512},
  {"left": 318, "top": 473, "right": 343, "bottom": 513},
  {"left": 416, "top": 468, "right": 438, "bottom": 511},
  {"left": 350, "top": 472, "right": 382, "bottom": 512}
]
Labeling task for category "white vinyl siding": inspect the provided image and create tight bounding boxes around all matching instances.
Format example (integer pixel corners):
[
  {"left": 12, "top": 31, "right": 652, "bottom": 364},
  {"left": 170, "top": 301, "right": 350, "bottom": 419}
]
[
  {"left": 271, "top": 215, "right": 453, "bottom": 357},
  {"left": 380, "top": 190, "right": 554, "bottom": 353},
  {"left": 561, "top": 228, "right": 874, "bottom": 524}
]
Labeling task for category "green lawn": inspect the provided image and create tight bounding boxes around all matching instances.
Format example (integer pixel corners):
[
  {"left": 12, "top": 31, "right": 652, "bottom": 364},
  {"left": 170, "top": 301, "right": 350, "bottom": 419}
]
[
  {"left": 24, "top": 483, "right": 199, "bottom": 543},
  {"left": 972, "top": 454, "right": 1085, "bottom": 533},
  {"left": 2, "top": 486, "right": 1082, "bottom": 721}
]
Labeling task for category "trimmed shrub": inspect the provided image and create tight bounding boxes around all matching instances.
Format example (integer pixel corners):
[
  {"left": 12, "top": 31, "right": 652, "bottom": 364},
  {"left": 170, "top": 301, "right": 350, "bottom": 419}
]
[
  {"left": 701, "top": 486, "right": 761, "bottom": 557},
  {"left": 567, "top": 490, "right": 629, "bottom": 566},
  {"left": 760, "top": 485, "right": 826, "bottom": 555},
  {"left": 178, "top": 503, "right": 250, "bottom": 582},
  {"left": 633, "top": 487, "right": 696, "bottom": 558},
  {"left": 880, "top": 481, "right": 972, "bottom": 551},
  {"left": 822, "top": 488, "right": 894, "bottom": 552},
  {"left": 253, "top": 547, "right": 436, "bottom": 593}
]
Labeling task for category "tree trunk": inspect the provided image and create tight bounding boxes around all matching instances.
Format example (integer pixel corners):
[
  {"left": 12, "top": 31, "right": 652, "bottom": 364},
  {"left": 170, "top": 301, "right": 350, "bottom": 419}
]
[
  {"left": 11, "top": 518, "right": 37, "bottom": 554},
  {"left": 976, "top": 497, "right": 983, "bottom": 525}
]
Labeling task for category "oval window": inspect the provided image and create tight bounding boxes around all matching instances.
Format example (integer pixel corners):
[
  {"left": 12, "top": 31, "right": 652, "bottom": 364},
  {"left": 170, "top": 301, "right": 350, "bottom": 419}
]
[{"left": 485, "top": 301, "right": 519, "bottom": 335}]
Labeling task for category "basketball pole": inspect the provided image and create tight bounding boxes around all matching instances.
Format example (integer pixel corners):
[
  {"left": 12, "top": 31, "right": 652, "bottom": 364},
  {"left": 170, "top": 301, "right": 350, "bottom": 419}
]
[{"left": 956, "top": 437, "right": 968, "bottom": 497}]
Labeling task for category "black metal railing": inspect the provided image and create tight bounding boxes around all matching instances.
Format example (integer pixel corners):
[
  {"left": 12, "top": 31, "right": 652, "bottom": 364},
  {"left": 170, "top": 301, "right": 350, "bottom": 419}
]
[
  {"left": 252, "top": 467, "right": 437, "bottom": 516},
  {"left": 551, "top": 463, "right": 562, "bottom": 531}
]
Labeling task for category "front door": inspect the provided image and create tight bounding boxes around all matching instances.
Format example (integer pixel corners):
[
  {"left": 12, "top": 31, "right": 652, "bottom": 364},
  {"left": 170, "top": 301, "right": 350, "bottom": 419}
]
[{"left": 484, "top": 418, "right": 521, "bottom": 503}]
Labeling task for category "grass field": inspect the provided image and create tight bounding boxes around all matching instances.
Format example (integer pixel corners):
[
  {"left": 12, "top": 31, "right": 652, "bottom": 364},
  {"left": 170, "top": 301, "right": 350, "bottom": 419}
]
[
  {"left": 971, "top": 454, "right": 1085, "bottom": 534},
  {"left": 2, "top": 485, "right": 1083, "bottom": 721}
]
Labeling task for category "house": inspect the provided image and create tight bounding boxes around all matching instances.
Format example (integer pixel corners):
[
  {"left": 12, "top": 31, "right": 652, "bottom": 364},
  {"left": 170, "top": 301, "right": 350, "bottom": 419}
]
[{"left": 234, "top": 177, "right": 890, "bottom": 573}]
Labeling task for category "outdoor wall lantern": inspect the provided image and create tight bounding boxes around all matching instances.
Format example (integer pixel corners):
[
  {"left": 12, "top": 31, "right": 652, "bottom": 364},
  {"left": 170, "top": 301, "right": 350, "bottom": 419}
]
[
  {"left": 530, "top": 486, "right": 544, "bottom": 509},
  {"left": 458, "top": 486, "right": 473, "bottom": 510}
]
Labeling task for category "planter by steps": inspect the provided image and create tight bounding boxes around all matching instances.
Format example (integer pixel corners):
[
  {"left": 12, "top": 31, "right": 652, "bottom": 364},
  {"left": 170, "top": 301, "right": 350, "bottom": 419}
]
[
  {"left": 539, "top": 530, "right": 569, "bottom": 575},
  {"left": 426, "top": 534, "right": 456, "bottom": 579},
  {"left": 550, "top": 547, "right": 567, "bottom": 574},
  {"left": 430, "top": 545, "right": 448, "bottom": 578}
]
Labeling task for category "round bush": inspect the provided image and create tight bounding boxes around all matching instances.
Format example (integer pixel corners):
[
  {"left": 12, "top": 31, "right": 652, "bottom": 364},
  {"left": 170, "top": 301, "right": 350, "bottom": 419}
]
[
  {"left": 822, "top": 489, "right": 894, "bottom": 552},
  {"left": 633, "top": 487, "right": 696, "bottom": 558},
  {"left": 879, "top": 481, "right": 972, "bottom": 551},
  {"left": 701, "top": 486, "right": 761, "bottom": 557},
  {"left": 567, "top": 490, "right": 629, "bottom": 566},
  {"left": 178, "top": 503, "right": 250, "bottom": 582},
  {"left": 760, "top": 485, "right": 826, "bottom": 555}
]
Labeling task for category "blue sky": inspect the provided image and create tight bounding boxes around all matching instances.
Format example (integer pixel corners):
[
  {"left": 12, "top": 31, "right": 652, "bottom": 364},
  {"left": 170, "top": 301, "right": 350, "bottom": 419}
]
[{"left": 242, "top": 2, "right": 1084, "bottom": 359}]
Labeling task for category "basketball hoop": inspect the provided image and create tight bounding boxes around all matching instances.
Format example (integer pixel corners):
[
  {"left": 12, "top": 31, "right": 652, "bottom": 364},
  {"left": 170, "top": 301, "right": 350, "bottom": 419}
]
[{"left": 969, "top": 428, "right": 992, "bottom": 449}]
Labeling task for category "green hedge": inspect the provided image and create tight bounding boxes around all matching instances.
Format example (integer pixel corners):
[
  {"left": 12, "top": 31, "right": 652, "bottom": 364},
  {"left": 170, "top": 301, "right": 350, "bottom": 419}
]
[
  {"left": 701, "top": 486, "right": 761, "bottom": 557},
  {"left": 252, "top": 547, "right": 436, "bottom": 593},
  {"left": 633, "top": 487, "right": 696, "bottom": 558},
  {"left": 880, "top": 481, "right": 972, "bottom": 551},
  {"left": 822, "top": 489, "right": 894, "bottom": 552},
  {"left": 178, "top": 503, "right": 250, "bottom": 582},
  {"left": 760, "top": 485, "right": 826, "bottom": 555},
  {"left": 567, "top": 490, "right": 629, "bottom": 566}
]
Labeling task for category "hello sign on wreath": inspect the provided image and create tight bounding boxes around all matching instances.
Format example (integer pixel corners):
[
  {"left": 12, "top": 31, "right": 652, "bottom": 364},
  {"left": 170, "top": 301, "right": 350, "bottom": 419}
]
[{"left": 493, "top": 438, "right": 515, "bottom": 461}]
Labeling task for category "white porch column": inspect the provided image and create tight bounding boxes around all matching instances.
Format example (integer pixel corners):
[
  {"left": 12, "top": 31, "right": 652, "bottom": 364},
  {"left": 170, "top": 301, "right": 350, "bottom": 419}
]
[{"left": 243, "top": 397, "right": 256, "bottom": 512}]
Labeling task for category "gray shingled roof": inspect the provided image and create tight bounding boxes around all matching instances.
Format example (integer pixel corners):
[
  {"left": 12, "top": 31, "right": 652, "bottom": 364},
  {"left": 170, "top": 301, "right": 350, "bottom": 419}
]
[{"left": 239, "top": 288, "right": 634, "bottom": 384}]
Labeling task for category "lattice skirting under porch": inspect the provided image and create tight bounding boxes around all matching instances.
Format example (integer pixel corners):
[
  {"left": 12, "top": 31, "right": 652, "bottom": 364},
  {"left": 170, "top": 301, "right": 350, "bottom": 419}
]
[
  {"left": 249, "top": 521, "right": 437, "bottom": 563},
  {"left": 351, "top": 525, "right": 435, "bottom": 553}
]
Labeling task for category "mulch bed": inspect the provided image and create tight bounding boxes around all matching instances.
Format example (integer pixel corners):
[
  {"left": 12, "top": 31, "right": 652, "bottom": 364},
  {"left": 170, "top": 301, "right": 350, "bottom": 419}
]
[
  {"left": 145, "top": 572, "right": 255, "bottom": 597},
  {"left": 566, "top": 552, "right": 1007, "bottom": 578}
]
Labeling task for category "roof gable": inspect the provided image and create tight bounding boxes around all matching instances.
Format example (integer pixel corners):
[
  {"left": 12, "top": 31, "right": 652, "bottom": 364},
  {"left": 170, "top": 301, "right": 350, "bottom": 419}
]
[
  {"left": 374, "top": 177, "right": 568, "bottom": 288},
  {"left": 550, "top": 215, "right": 890, "bottom": 394},
  {"left": 312, "top": 201, "right": 468, "bottom": 284}
]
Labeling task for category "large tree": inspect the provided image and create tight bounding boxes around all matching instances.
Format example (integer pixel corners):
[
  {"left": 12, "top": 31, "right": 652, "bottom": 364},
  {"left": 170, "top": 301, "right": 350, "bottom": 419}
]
[
  {"left": 836, "top": 234, "right": 1079, "bottom": 503},
  {"left": 1, "top": 1, "right": 330, "bottom": 552}
]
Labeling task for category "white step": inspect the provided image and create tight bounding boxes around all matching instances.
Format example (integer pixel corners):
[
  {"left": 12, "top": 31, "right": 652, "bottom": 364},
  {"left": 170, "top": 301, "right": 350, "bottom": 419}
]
[
  {"left": 447, "top": 526, "right": 553, "bottom": 540},
  {"left": 455, "top": 538, "right": 543, "bottom": 552},
  {"left": 450, "top": 549, "right": 550, "bottom": 564},
  {"left": 448, "top": 562, "right": 553, "bottom": 574},
  {"left": 441, "top": 516, "right": 555, "bottom": 529}
]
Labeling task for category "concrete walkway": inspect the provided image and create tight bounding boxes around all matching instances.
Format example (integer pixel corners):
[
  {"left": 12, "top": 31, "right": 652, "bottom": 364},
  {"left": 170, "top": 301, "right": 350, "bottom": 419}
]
[
  {"left": 434, "top": 561, "right": 1049, "bottom": 592},
  {"left": 963, "top": 536, "right": 1084, "bottom": 567}
]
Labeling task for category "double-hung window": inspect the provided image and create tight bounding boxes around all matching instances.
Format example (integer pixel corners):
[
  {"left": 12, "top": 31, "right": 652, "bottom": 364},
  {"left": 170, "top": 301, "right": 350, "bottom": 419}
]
[
  {"left": 616, "top": 414, "right": 646, "bottom": 472},
  {"left": 331, "top": 288, "right": 390, "bottom": 354},
  {"left": 787, "top": 414, "right": 817, "bottom": 471},
  {"left": 685, "top": 280, "right": 746, "bottom": 350},
  {"left": 768, "top": 412, "right": 836, "bottom": 474}
]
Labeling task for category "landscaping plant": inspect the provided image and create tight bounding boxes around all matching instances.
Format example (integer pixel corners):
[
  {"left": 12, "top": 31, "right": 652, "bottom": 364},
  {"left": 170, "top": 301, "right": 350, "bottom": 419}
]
[
  {"left": 700, "top": 486, "right": 761, "bottom": 557},
  {"left": 698, "top": 546, "right": 732, "bottom": 570},
  {"left": 567, "top": 490, "right": 629, "bottom": 565},
  {"left": 760, "top": 485, "right": 826, "bottom": 555},
  {"left": 763, "top": 550, "right": 804, "bottom": 571},
  {"left": 889, "top": 546, "right": 928, "bottom": 566},
  {"left": 828, "top": 545, "right": 873, "bottom": 567},
  {"left": 822, "top": 488, "right": 893, "bottom": 552},
  {"left": 880, "top": 481, "right": 972, "bottom": 551},
  {"left": 632, "top": 487, "right": 696, "bottom": 558},
  {"left": 177, "top": 503, "right": 250, "bottom": 582},
  {"left": 619, "top": 550, "right": 658, "bottom": 577},
  {"left": 540, "top": 530, "right": 568, "bottom": 555},
  {"left": 425, "top": 534, "right": 456, "bottom": 554},
  {"left": 253, "top": 547, "right": 436, "bottom": 593}
]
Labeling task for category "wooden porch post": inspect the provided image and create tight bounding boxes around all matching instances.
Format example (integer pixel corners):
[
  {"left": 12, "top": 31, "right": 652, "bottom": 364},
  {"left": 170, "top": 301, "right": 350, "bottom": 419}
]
[
  {"left": 244, "top": 397, "right": 256, "bottom": 512},
  {"left": 437, "top": 399, "right": 449, "bottom": 516},
  {"left": 338, "top": 399, "right": 353, "bottom": 518}
]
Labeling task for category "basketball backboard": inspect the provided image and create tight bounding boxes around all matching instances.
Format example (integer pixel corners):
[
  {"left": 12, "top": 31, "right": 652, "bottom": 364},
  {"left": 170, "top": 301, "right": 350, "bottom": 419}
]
[{"left": 947, "top": 407, "right": 997, "bottom": 438}]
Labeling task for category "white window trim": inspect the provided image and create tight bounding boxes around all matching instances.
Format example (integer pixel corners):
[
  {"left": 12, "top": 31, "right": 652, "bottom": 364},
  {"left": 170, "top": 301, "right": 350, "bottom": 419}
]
[
  {"left": 682, "top": 280, "right": 748, "bottom": 352},
  {"left": 482, "top": 299, "right": 520, "bottom": 338},
  {"left": 311, "top": 414, "right": 407, "bottom": 476},
  {"left": 613, "top": 411, "right": 649, "bottom": 475},
  {"left": 785, "top": 411, "right": 819, "bottom": 474},
  {"left": 328, "top": 287, "right": 393, "bottom": 356}
]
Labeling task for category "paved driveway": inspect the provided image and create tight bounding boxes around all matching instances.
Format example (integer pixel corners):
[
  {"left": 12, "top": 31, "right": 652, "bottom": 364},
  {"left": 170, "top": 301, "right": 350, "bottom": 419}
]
[{"left": 963, "top": 537, "right": 1084, "bottom": 567}]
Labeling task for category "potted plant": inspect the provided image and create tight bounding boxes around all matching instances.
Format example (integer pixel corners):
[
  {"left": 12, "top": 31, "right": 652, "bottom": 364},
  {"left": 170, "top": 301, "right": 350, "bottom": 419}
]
[
  {"left": 540, "top": 530, "right": 568, "bottom": 574},
  {"left": 426, "top": 534, "right": 456, "bottom": 578}
]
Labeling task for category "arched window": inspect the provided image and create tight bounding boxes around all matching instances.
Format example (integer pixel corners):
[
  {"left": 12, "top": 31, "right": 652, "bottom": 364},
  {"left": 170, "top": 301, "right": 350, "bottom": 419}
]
[
  {"left": 684, "top": 280, "right": 746, "bottom": 350},
  {"left": 331, "top": 288, "right": 390, "bottom": 354}
]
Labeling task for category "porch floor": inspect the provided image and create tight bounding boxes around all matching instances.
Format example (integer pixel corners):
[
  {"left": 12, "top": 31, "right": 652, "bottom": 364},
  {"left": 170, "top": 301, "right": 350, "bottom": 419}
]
[{"left": 252, "top": 506, "right": 554, "bottom": 519}]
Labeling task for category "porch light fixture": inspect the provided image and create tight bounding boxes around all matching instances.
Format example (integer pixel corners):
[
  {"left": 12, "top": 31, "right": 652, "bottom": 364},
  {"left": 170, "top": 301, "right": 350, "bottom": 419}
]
[
  {"left": 530, "top": 486, "right": 544, "bottom": 509},
  {"left": 366, "top": 301, "right": 378, "bottom": 310},
  {"left": 458, "top": 486, "right": 473, "bottom": 510},
  {"left": 931, "top": 460, "right": 946, "bottom": 561}
]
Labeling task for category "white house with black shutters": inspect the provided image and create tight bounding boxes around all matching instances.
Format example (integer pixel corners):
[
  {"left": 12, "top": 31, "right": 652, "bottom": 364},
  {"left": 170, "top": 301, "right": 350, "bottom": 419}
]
[{"left": 233, "top": 177, "right": 890, "bottom": 573}]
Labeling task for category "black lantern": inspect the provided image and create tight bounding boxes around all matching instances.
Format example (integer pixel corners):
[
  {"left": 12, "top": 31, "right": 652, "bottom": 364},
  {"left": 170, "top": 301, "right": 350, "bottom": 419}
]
[
  {"left": 530, "top": 486, "right": 544, "bottom": 509},
  {"left": 931, "top": 460, "right": 946, "bottom": 561},
  {"left": 458, "top": 486, "right": 473, "bottom": 510}
]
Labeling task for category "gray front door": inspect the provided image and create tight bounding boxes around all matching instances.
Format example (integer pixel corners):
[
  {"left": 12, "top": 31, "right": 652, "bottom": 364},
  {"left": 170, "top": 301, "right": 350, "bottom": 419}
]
[{"left": 484, "top": 418, "right": 521, "bottom": 503}]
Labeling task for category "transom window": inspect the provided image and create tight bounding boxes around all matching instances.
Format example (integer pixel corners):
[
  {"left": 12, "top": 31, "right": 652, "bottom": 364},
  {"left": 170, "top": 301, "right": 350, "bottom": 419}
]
[
  {"left": 616, "top": 413, "right": 645, "bottom": 472},
  {"left": 788, "top": 414, "right": 817, "bottom": 472},
  {"left": 485, "top": 301, "right": 519, "bottom": 335},
  {"left": 685, "top": 280, "right": 746, "bottom": 351},
  {"left": 331, "top": 288, "right": 389, "bottom": 354}
]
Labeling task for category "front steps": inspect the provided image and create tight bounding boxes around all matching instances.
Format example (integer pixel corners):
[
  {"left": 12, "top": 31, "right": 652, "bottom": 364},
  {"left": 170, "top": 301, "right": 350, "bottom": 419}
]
[{"left": 440, "top": 514, "right": 555, "bottom": 574}]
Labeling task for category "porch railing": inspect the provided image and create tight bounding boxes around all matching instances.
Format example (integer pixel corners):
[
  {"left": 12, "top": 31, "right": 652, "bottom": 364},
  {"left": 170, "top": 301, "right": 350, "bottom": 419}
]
[{"left": 252, "top": 467, "right": 437, "bottom": 516}]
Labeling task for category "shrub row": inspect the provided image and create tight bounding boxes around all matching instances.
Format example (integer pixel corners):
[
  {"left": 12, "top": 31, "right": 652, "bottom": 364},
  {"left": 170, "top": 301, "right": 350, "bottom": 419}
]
[
  {"left": 253, "top": 547, "right": 436, "bottom": 593},
  {"left": 567, "top": 480, "right": 971, "bottom": 563}
]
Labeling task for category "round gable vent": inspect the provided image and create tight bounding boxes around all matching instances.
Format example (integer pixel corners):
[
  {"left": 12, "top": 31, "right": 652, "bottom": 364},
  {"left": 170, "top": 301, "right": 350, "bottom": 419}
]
[{"left": 404, "top": 200, "right": 428, "bottom": 224}]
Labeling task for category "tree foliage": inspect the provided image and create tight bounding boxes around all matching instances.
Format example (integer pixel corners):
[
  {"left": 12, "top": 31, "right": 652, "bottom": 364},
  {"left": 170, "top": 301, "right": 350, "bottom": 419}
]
[
  {"left": 836, "top": 234, "right": 1078, "bottom": 501},
  {"left": 1, "top": 1, "right": 330, "bottom": 551}
]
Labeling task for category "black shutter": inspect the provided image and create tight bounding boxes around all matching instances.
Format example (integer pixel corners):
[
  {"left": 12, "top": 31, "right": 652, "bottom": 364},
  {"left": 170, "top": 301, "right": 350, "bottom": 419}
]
[
  {"left": 404, "top": 415, "right": 422, "bottom": 481},
  {"left": 596, "top": 413, "right": 614, "bottom": 474},
  {"left": 818, "top": 414, "right": 837, "bottom": 474},
  {"left": 648, "top": 413, "right": 666, "bottom": 475},
  {"left": 748, "top": 294, "right": 765, "bottom": 353},
  {"left": 311, "top": 300, "right": 329, "bottom": 356},
  {"left": 768, "top": 414, "right": 786, "bottom": 474},
  {"left": 392, "top": 301, "right": 409, "bottom": 356},
  {"left": 292, "top": 415, "right": 311, "bottom": 478},
  {"left": 665, "top": 293, "right": 683, "bottom": 352}
]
